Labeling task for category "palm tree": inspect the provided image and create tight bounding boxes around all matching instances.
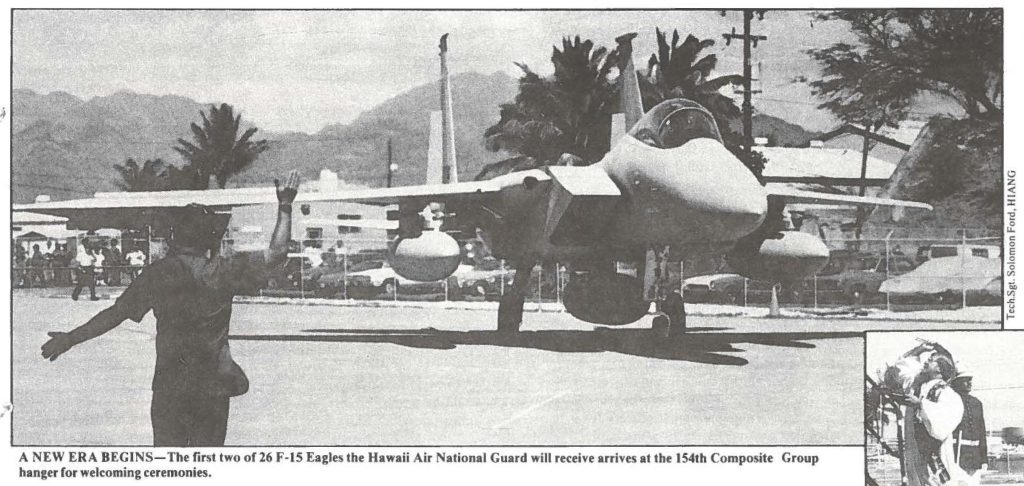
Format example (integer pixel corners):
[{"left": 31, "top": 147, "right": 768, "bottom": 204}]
[
  {"left": 112, "top": 158, "right": 194, "bottom": 192},
  {"left": 641, "top": 28, "right": 766, "bottom": 180},
  {"left": 483, "top": 36, "right": 618, "bottom": 176},
  {"left": 483, "top": 30, "right": 764, "bottom": 180},
  {"left": 174, "top": 103, "right": 269, "bottom": 189},
  {"left": 640, "top": 28, "right": 743, "bottom": 131}
]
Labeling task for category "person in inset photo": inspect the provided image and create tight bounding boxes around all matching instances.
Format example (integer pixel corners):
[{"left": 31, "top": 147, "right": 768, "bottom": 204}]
[{"left": 951, "top": 368, "right": 989, "bottom": 481}]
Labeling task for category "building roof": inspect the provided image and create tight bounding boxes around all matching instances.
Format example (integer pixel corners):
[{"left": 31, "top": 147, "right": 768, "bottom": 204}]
[
  {"left": 819, "top": 120, "right": 928, "bottom": 151},
  {"left": 12, "top": 212, "right": 68, "bottom": 225}
]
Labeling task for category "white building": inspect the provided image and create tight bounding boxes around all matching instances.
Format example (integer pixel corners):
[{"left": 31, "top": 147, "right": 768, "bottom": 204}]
[
  {"left": 758, "top": 142, "right": 904, "bottom": 249},
  {"left": 15, "top": 169, "right": 392, "bottom": 258}
]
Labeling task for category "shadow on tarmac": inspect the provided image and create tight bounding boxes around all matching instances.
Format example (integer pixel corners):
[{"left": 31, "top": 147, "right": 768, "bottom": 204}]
[{"left": 231, "top": 327, "right": 861, "bottom": 367}]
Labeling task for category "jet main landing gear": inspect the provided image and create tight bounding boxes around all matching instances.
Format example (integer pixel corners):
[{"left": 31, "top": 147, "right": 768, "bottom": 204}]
[{"left": 496, "top": 261, "right": 535, "bottom": 334}]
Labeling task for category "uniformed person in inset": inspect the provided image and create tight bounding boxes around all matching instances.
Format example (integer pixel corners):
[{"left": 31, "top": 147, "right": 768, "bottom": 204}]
[
  {"left": 42, "top": 171, "right": 301, "bottom": 446},
  {"left": 950, "top": 368, "right": 988, "bottom": 479}
]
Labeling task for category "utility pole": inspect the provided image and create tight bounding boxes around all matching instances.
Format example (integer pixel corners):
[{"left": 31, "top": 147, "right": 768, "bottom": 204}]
[
  {"left": 386, "top": 137, "right": 394, "bottom": 188},
  {"left": 723, "top": 10, "right": 766, "bottom": 164}
]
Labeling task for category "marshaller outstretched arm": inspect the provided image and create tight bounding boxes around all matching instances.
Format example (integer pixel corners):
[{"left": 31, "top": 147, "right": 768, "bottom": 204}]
[
  {"left": 268, "top": 170, "right": 300, "bottom": 267},
  {"left": 41, "top": 305, "right": 132, "bottom": 361}
]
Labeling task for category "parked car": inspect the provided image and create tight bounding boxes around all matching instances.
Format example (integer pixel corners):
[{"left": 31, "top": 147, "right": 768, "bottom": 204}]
[
  {"left": 682, "top": 273, "right": 745, "bottom": 304},
  {"left": 808, "top": 251, "right": 917, "bottom": 305},
  {"left": 879, "top": 256, "right": 1001, "bottom": 304},
  {"left": 265, "top": 254, "right": 312, "bottom": 291},
  {"left": 682, "top": 274, "right": 802, "bottom": 305},
  {"left": 916, "top": 244, "right": 1001, "bottom": 264},
  {"left": 454, "top": 259, "right": 510, "bottom": 301},
  {"left": 334, "top": 260, "right": 473, "bottom": 300}
]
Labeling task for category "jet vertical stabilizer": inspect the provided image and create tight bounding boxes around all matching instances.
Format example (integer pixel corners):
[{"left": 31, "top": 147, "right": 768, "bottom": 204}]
[
  {"left": 427, "top": 111, "right": 443, "bottom": 185},
  {"left": 615, "top": 33, "right": 643, "bottom": 132},
  {"left": 439, "top": 33, "right": 458, "bottom": 184}
]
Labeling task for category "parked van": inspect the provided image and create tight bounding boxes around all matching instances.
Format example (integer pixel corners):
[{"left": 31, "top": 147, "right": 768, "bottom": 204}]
[{"left": 916, "top": 244, "right": 1001, "bottom": 262}]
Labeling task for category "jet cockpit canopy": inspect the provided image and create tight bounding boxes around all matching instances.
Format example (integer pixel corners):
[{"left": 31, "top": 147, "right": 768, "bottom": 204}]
[{"left": 629, "top": 99, "right": 723, "bottom": 149}]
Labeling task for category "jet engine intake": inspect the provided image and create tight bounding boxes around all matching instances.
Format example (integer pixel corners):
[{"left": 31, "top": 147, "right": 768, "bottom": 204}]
[
  {"left": 726, "top": 231, "right": 830, "bottom": 283},
  {"left": 388, "top": 231, "right": 462, "bottom": 282},
  {"left": 563, "top": 272, "right": 648, "bottom": 325}
]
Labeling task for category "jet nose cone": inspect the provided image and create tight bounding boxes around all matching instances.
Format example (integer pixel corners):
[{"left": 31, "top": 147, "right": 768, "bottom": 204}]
[
  {"left": 658, "top": 138, "right": 767, "bottom": 238},
  {"left": 706, "top": 184, "right": 768, "bottom": 224}
]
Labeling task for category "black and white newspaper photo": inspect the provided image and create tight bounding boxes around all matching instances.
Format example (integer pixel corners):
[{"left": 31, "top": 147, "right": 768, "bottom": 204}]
[{"left": 0, "top": 2, "right": 1016, "bottom": 485}]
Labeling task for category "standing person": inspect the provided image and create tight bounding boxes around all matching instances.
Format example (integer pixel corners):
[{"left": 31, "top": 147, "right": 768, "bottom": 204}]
[
  {"left": 93, "top": 241, "right": 107, "bottom": 285},
  {"left": 41, "top": 171, "right": 300, "bottom": 446},
  {"left": 42, "top": 241, "right": 56, "bottom": 286},
  {"left": 55, "top": 244, "right": 74, "bottom": 286},
  {"left": 71, "top": 241, "right": 99, "bottom": 301},
  {"left": 900, "top": 353, "right": 969, "bottom": 486},
  {"left": 29, "top": 244, "right": 46, "bottom": 287},
  {"left": 14, "top": 243, "right": 28, "bottom": 288},
  {"left": 951, "top": 369, "right": 988, "bottom": 484},
  {"left": 126, "top": 247, "right": 147, "bottom": 282},
  {"left": 107, "top": 239, "right": 124, "bottom": 286}
]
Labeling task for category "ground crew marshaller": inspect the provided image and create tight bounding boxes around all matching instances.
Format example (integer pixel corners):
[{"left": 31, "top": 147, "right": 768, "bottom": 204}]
[{"left": 42, "top": 171, "right": 301, "bottom": 446}]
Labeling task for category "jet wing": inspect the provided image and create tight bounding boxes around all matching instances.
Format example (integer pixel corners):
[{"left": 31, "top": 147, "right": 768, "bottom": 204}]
[
  {"left": 12, "top": 170, "right": 552, "bottom": 229},
  {"left": 766, "top": 186, "right": 933, "bottom": 210}
]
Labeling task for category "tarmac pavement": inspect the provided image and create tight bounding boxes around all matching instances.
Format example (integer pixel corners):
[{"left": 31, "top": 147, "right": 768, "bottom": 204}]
[{"left": 11, "top": 295, "right": 998, "bottom": 446}]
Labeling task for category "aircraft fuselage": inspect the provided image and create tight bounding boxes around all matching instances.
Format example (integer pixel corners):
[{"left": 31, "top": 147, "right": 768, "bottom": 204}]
[{"left": 474, "top": 100, "right": 768, "bottom": 268}]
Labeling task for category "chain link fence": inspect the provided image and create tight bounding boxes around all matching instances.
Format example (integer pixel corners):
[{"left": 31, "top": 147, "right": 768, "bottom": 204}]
[
  {"left": 13, "top": 232, "right": 1002, "bottom": 311},
  {"left": 693, "top": 235, "right": 1002, "bottom": 311}
]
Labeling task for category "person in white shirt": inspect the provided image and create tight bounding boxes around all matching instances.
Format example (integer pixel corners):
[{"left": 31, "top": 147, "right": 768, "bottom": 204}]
[
  {"left": 92, "top": 244, "right": 106, "bottom": 285},
  {"left": 302, "top": 243, "right": 323, "bottom": 269},
  {"left": 126, "top": 248, "right": 147, "bottom": 281},
  {"left": 72, "top": 242, "right": 99, "bottom": 301}
]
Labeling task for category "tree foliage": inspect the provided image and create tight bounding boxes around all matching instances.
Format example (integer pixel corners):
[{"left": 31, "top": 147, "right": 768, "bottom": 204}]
[
  {"left": 112, "top": 158, "right": 195, "bottom": 192},
  {"left": 639, "top": 28, "right": 765, "bottom": 179},
  {"left": 639, "top": 28, "right": 742, "bottom": 128},
  {"left": 484, "top": 36, "right": 618, "bottom": 166},
  {"left": 483, "top": 30, "right": 767, "bottom": 180},
  {"left": 802, "top": 9, "right": 1002, "bottom": 126},
  {"left": 174, "top": 103, "right": 270, "bottom": 189}
]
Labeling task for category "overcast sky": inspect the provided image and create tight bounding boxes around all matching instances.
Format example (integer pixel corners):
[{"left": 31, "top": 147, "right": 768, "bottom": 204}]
[
  {"left": 13, "top": 9, "right": 865, "bottom": 134},
  {"left": 867, "top": 332, "right": 1024, "bottom": 431}
]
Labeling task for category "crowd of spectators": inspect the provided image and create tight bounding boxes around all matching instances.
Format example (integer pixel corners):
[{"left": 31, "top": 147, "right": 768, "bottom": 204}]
[{"left": 12, "top": 238, "right": 148, "bottom": 288}]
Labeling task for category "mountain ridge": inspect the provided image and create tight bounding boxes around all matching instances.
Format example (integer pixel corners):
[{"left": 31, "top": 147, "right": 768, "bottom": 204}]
[{"left": 13, "top": 74, "right": 825, "bottom": 204}]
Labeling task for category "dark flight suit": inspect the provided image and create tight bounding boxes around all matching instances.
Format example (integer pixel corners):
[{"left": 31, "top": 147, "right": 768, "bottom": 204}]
[
  {"left": 113, "top": 251, "right": 267, "bottom": 446},
  {"left": 954, "top": 393, "right": 988, "bottom": 474}
]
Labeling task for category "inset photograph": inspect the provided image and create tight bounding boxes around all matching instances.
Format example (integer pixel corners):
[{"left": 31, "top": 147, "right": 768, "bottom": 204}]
[{"left": 866, "top": 332, "right": 1024, "bottom": 486}]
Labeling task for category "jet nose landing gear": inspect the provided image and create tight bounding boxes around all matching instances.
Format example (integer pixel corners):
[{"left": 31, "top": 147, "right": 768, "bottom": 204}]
[
  {"left": 644, "top": 246, "right": 687, "bottom": 340},
  {"left": 652, "top": 292, "right": 687, "bottom": 339}
]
